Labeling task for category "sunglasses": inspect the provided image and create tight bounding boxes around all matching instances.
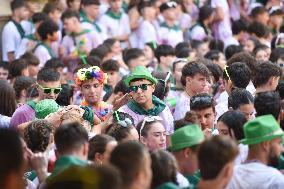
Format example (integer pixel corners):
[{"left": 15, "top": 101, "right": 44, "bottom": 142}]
[
  {"left": 139, "top": 116, "right": 163, "bottom": 139},
  {"left": 191, "top": 96, "right": 213, "bottom": 105},
  {"left": 38, "top": 84, "right": 62, "bottom": 94},
  {"left": 129, "top": 84, "right": 152, "bottom": 93}
]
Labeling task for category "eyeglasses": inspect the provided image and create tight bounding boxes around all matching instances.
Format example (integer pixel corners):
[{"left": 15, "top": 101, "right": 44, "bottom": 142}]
[
  {"left": 139, "top": 116, "right": 163, "bottom": 139},
  {"left": 224, "top": 66, "right": 231, "bottom": 81},
  {"left": 129, "top": 84, "right": 152, "bottom": 93},
  {"left": 191, "top": 96, "right": 213, "bottom": 105},
  {"left": 37, "top": 83, "right": 62, "bottom": 94}
]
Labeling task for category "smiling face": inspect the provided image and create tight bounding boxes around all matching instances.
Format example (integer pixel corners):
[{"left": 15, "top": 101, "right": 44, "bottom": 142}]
[{"left": 80, "top": 78, "right": 104, "bottom": 105}]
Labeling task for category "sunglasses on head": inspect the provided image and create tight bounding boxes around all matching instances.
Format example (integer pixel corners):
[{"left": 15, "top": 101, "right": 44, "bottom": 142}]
[
  {"left": 140, "top": 116, "right": 163, "bottom": 139},
  {"left": 38, "top": 84, "right": 62, "bottom": 94},
  {"left": 191, "top": 96, "right": 213, "bottom": 105},
  {"left": 129, "top": 84, "right": 152, "bottom": 93}
]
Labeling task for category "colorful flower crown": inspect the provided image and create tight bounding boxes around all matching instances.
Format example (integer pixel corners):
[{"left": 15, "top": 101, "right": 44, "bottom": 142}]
[{"left": 75, "top": 66, "right": 108, "bottom": 85}]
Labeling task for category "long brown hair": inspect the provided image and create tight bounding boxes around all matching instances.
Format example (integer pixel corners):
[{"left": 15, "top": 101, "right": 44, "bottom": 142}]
[{"left": 0, "top": 80, "right": 16, "bottom": 117}]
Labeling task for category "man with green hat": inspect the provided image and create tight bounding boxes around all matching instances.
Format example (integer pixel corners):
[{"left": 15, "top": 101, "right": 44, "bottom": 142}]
[
  {"left": 226, "top": 115, "right": 284, "bottom": 189},
  {"left": 119, "top": 66, "right": 174, "bottom": 141},
  {"left": 170, "top": 124, "right": 205, "bottom": 188}
]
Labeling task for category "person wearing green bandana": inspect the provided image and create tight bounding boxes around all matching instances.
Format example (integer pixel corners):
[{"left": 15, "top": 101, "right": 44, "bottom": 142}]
[
  {"left": 169, "top": 124, "right": 205, "bottom": 189},
  {"left": 99, "top": 0, "right": 131, "bottom": 48},
  {"left": 119, "top": 66, "right": 174, "bottom": 143},
  {"left": 2, "top": 0, "right": 29, "bottom": 62},
  {"left": 226, "top": 115, "right": 284, "bottom": 189},
  {"left": 47, "top": 122, "right": 89, "bottom": 181},
  {"left": 158, "top": 1, "right": 183, "bottom": 47},
  {"left": 80, "top": 0, "right": 108, "bottom": 43}
]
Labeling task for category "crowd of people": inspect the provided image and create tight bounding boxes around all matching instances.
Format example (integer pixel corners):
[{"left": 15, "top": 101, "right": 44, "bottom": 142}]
[{"left": 2, "top": 0, "right": 284, "bottom": 189}]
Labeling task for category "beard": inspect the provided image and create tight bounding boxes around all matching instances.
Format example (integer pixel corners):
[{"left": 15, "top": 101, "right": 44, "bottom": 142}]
[{"left": 268, "top": 150, "right": 280, "bottom": 168}]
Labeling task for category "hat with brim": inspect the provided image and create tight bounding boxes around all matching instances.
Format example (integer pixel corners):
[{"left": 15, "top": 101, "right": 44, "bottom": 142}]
[
  {"left": 124, "top": 66, "right": 158, "bottom": 87},
  {"left": 240, "top": 114, "right": 284, "bottom": 145},
  {"left": 35, "top": 99, "right": 60, "bottom": 119},
  {"left": 169, "top": 124, "right": 205, "bottom": 152}
]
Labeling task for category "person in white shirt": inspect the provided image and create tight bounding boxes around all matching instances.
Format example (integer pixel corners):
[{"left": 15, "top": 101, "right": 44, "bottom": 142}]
[
  {"left": 158, "top": 1, "right": 183, "bottom": 47},
  {"left": 2, "top": 0, "right": 29, "bottom": 62},
  {"left": 80, "top": 0, "right": 108, "bottom": 44},
  {"left": 174, "top": 61, "right": 210, "bottom": 120},
  {"left": 226, "top": 115, "right": 284, "bottom": 189},
  {"left": 99, "top": 0, "right": 131, "bottom": 48}
]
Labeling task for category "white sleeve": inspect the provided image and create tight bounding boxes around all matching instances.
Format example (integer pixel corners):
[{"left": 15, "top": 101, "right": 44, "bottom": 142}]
[
  {"left": 15, "top": 38, "right": 29, "bottom": 59},
  {"left": 190, "top": 26, "right": 207, "bottom": 41},
  {"left": 34, "top": 46, "right": 51, "bottom": 68},
  {"left": 122, "top": 15, "right": 131, "bottom": 35},
  {"left": 2, "top": 25, "right": 17, "bottom": 54}
]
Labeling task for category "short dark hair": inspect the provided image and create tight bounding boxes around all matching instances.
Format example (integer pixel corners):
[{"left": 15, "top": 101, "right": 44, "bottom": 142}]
[
  {"left": 32, "top": 12, "right": 49, "bottom": 24},
  {"left": 123, "top": 48, "right": 145, "bottom": 66},
  {"left": 44, "top": 58, "right": 64, "bottom": 70},
  {"left": 103, "top": 38, "right": 118, "bottom": 47},
  {"left": 225, "top": 45, "right": 243, "bottom": 60},
  {"left": 14, "top": 76, "right": 36, "bottom": 99},
  {"left": 198, "top": 136, "right": 238, "bottom": 180},
  {"left": 43, "top": 2, "right": 62, "bottom": 14},
  {"left": 0, "top": 80, "right": 16, "bottom": 117},
  {"left": 253, "top": 61, "right": 282, "bottom": 87},
  {"left": 181, "top": 61, "right": 210, "bottom": 86},
  {"left": 21, "top": 52, "right": 40, "bottom": 66},
  {"left": 37, "top": 19, "right": 59, "bottom": 41},
  {"left": 137, "top": 0, "right": 155, "bottom": 14},
  {"left": 10, "top": 0, "right": 26, "bottom": 11},
  {"left": 203, "top": 61, "right": 223, "bottom": 83},
  {"left": 190, "top": 93, "right": 215, "bottom": 111},
  {"left": 250, "top": 6, "right": 267, "bottom": 18},
  {"left": 0, "top": 61, "right": 9, "bottom": 70},
  {"left": 277, "top": 81, "right": 284, "bottom": 99},
  {"left": 223, "top": 62, "right": 251, "bottom": 88},
  {"left": 232, "top": 19, "right": 248, "bottom": 35},
  {"left": 217, "top": 111, "right": 246, "bottom": 140},
  {"left": 155, "top": 45, "right": 175, "bottom": 62},
  {"left": 198, "top": 5, "right": 214, "bottom": 23},
  {"left": 270, "top": 48, "right": 284, "bottom": 63},
  {"left": 8, "top": 58, "right": 28, "bottom": 79},
  {"left": 88, "top": 134, "right": 115, "bottom": 160},
  {"left": 0, "top": 128, "right": 23, "bottom": 186},
  {"left": 90, "top": 44, "right": 112, "bottom": 60},
  {"left": 110, "top": 141, "right": 148, "bottom": 187},
  {"left": 24, "top": 119, "right": 53, "bottom": 152},
  {"left": 209, "top": 39, "right": 224, "bottom": 52},
  {"left": 254, "top": 91, "right": 281, "bottom": 119},
  {"left": 37, "top": 68, "right": 60, "bottom": 83},
  {"left": 151, "top": 150, "right": 178, "bottom": 188},
  {"left": 228, "top": 88, "right": 254, "bottom": 110},
  {"left": 113, "top": 78, "right": 129, "bottom": 95},
  {"left": 79, "top": 55, "right": 101, "bottom": 67},
  {"left": 61, "top": 9, "right": 80, "bottom": 21},
  {"left": 54, "top": 122, "right": 89, "bottom": 153},
  {"left": 204, "top": 50, "right": 222, "bottom": 62},
  {"left": 55, "top": 84, "right": 74, "bottom": 106},
  {"left": 253, "top": 44, "right": 269, "bottom": 57},
  {"left": 81, "top": 0, "right": 100, "bottom": 6},
  {"left": 248, "top": 21, "right": 270, "bottom": 38},
  {"left": 101, "top": 59, "right": 119, "bottom": 72}
]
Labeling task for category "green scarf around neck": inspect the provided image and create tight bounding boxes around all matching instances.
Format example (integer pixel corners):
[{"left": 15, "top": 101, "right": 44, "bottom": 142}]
[
  {"left": 160, "top": 22, "right": 180, "bottom": 31},
  {"left": 11, "top": 19, "right": 25, "bottom": 38},
  {"left": 127, "top": 96, "right": 166, "bottom": 116},
  {"left": 106, "top": 9, "right": 122, "bottom": 20},
  {"left": 79, "top": 10, "right": 102, "bottom": 33}
]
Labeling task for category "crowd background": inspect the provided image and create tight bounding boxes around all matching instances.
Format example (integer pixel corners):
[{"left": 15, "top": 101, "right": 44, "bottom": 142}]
[{"left": 2, "top": 0, "right": 284, "bottom": 189}]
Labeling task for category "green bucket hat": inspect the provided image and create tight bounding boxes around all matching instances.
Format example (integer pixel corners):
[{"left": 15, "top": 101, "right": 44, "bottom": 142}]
[
  {"left": 169, "top": 124, "right": 205, "bottom": 152},
  {"left": 241, "top": 115, "right": 284, "bottom": 145},
  {"left": 35, "top": 99, "right": 60, "bottom": 119},
  {"left": 124, "top": 66, "right": 158, "bottom": 87}
]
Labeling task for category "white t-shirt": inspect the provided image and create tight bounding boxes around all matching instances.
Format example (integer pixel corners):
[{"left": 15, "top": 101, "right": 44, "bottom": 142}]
[
  {"left": 2, "top": 21, "right": 23, "bottom": 61},
  {"left": 176, "top": 172, "right": 190, "bottom": 188},
  {"left": 136, "top": 20, "right": 158, "bottom": 49},
  {"left": 15, "top": 36, "right": 37, "bottom": 59},
  {"left": 174, "top": 91, "right": 190, "bottom": 120},
  {"left": 234, "top": 144, "right": 248, "bottom": 165},
  {"left": 34, "top": 45, "right": 53, "bottom": 68},
  {"left": 80, "top": 22, "right": 108, "bottom": 44},
  {"left": 226, "top": 162, "right": 284, "bottom": 189},
  {"left": 21, "top": 20, "right": 34, "bottom": 36},
  {"left": 158, "top": 22, "right": 184, "bottom": 47},
  {"left": 189, "top": 24, "right": 207, "bottom": 41}
]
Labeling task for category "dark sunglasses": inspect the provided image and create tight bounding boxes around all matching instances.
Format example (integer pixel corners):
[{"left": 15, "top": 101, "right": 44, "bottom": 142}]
[
  {"left": 129, "top": 84, "right": 152, "bottom": 93},
  {"left": 38, "top": 84, "right": 62, "bottom": 94}
]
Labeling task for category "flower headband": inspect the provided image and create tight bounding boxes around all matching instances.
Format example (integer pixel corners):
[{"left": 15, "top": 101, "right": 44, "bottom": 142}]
[{"left": 75, "top": 66, "right": 108, "bottom": 85}]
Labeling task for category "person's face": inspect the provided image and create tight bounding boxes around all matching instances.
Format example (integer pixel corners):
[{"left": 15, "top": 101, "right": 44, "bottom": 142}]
[
  {"left": 123, "top": 128, "right": 139, "bottom": 142},
  {"left": 141, "top": 122, "right": 166, "bottom": 151},
  {"left": 187, "top": 73, "right": 207, "bottom": 94},
  {"left": 174, "top": 62, "right": 186, "bottom": 84},
  {"left": 195, "top": 107, "right": 216, "bottom": 130},
  {"left": 0, "top": 67, "right": 9, "bottom": 80},
  {"left": 18, "top": 6, "right": 30, "bottom": 20},
  {"left": 163, "top": 8, "right": 177, "bottom": 21},
  {"left": 143, "top": 6, "right": 156, "bottom": 20},
  {"left": 37, "top": 80, "right": 61, "bottom": 100},
  {"left": 217, "top": 121, "right": 231, "bottom": 137},
  {"left": 268, "top": 137, "right": 283, "bottom": 167},
  {"left": 80, "top": 78, "right": 103, "bottom": 104},
  {"left": 144, "top": 45, "right": 154, "bottom": 61},
  {"left": 69, "top": 0, "right": 81, "bottom": 11},
  {"left": 270, "top": 15, "right": 283, "bottom": 27},
  {"left": 110, "top": 0, "right": 122, "bottom": 13},
  {"left": 129, "top": 56, "right": 148, "bottom": 71},
  {"left": 49, "top": 9, "right": 62, "bottom": 23},
  {"left": 244, "top": 39, "right": 255, "bottom": 53},
  {"left": 21, "top": 68, "right": 29, "bottom": 77},
  {"left": 48, "top": 31, "right": 59, "bottom": 42},
  {"left": 216, "top": 53, "right": 226, "bottom": 69},
  {"left": 63, "top": 17, "right": 77, "bottom": 33},
  {"left": 238, "top": 103, "right": 255, "bottom": 120},
  {"left": 271, "top": 76, "right": 280, "bottom": 91},
  {"left": 27, "top": 1, "right": 41, "bottom": 14},
  {"left": 161, "top": 55, "right": 176, "bottom": 69},
  {"left": 197, "top": 43, "right": 209, "bottom": 57},
  {"left": 102, "top": 141, "right": 117, "bottom": 163},
  {"left": 255, "top": 49, "right": 269, "bottom": 61},
  {"left": 129, "top": 79, "right": 155, "bottom": 105},
  {"left": 28, "top": 65, "right": 39, "bottom": 77},
  {"left": 256, "top": 12, "right": 269, "bottom": 25},
  {"left": 106, "top": 71, "right": 121, "bottom": 87},
  {"left": 111, "top": 41, "right": 122, "bottom": 56},
  {"left": 83, "top": 4, "right": 100, "bottom": 20}
]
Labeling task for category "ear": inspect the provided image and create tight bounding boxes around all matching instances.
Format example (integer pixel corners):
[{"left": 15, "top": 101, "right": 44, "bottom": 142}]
[
  {"left": 82, "top": 142, "right": 89, "bottom": 157},
  {"left": 268, "top": 77, "right": 274, "bottom": 86},
  {"left": 20, "top": 89, "right": 27, "bottom": 98},
  {"left": 183, "top": 148, "right": 191, "bottom": 158},
  {"left": 186, "top": 76, "right": 191, "bottom": 84},
  {"left": 261, "top": 141, "right": 270, "bottom": 152},
  {"left": 140, "top": 136, "right": 147, "bottom": 145}
]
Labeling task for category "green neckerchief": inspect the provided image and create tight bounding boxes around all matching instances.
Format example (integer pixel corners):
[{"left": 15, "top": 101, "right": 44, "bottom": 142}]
[
  {"left": 160, "top": 22, "right": 181, "bottom": 31},
  {"left": 80, "top": 106, "right": 94, "bottom": 127},
  {"left": 11, "top": 19, "right": 25, "bottom": 38},
  {"left": 26, "top": 170, "right": 37, "bottom": 181},
  {"left": 24, "top": 34, "right": 37, "bottom": 41},
  {"left": 48, "top": 155, "right": 88, "bottom": 181},
  {"left": 79, "top": 10, "right": 102, "bottom": 33},
  {"left": 27, "top": 100, "right": 37, "bottom": 110},
  {"left": 185, "top": 170, "right": 201, "bottom": 188},
  {"left": 35, "top": 42, "right": 56, "bottom": 58},
  {"left": 71, "top": 28, "right": 91, "bottom": 37},
  {"left": 155, "top": 182, "right": 181, "bottom": 189},
  {"left": 106, "top": 9, "right": 122, "bottom": 20},
  {"left": 127, "top": 95, "right": 166, "bottom": 116}
]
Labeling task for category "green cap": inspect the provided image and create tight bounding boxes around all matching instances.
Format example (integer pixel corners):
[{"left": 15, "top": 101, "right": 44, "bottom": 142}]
[
  {"left": 241, "top": 115, "right": 284, "bottom": 145},
  {"left": 35, "top": 99, "right": 60, "bottom": 119},
  {"left": 169, "top": 124, "right": 205, "bottom": 152},
  {"left": 124, "top": 66, "right": 158, "bottom": 87}
]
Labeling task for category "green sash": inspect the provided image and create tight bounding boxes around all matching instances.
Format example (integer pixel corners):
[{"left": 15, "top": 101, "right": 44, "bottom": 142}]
[
  {"left": 160, "top": 22, "right": 181, "bottom": 31},
  {"left": 80, "top": 10, "right": 102, "bottom": 33},
  {"left": 106, "top": 9, "right": 122, "bottom": 20},
  {"left": 11, "top": 19, "right": 25, "bottom": 38},
  {"left": 34, "top": 42, "right": 56, "bottom": 58}
]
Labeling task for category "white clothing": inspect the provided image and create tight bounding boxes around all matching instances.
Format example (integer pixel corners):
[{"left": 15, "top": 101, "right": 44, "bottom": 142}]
[
  {"left": 189, "top": 24, "right": 207, "bottom": 41},
  {"left": 174, "top": 92, "right": 190, "bottom": 120},
  {"left": 21, "top": 20, "right": 34, "bottom": 35},
  {"left": 176, "top": 172, "right": 190, "bottom": 188},
  {"left": 234, "top": 144, "right": 248, "bottom": 165},
  {"left": 158, "top": 23, "right": 184, "bottom": 47},
  {"left": 136, "top": 20, "right": 158, "bottom": 49},
  {"left": 34, "top": 45, "right": 52, "bottom": 68},
  {"left": 215, "top": 100, "right": 228, "bottom": 120},
  {"left": 80, "top": 22, "right": 108, "bottom": 44},
  {"left": 0, "top": 114, "right": 11, "bottom": 128},
  {"left": 226, "top": 162, "right": 284, "bottom": 189}
]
